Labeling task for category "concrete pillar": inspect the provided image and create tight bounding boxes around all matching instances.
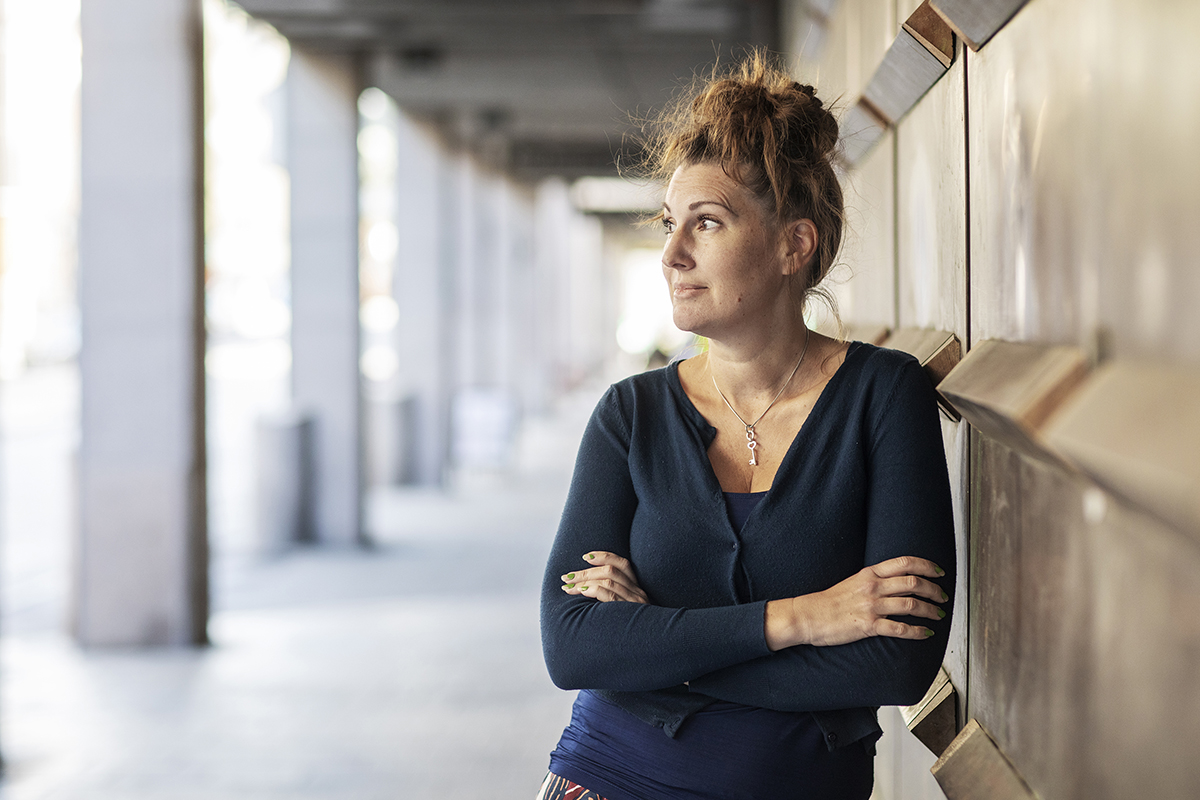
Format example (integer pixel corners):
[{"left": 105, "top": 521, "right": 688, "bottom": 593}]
[
  {"left": 449, "top": 157, "right": 520, "bottom": 470},
  {"left": 532, "top": 178, "right": 573, "bottom": 405},
  {"left": 77, "top": 0, "right": 207, "bottom": 645},
  {"left": 287, "top": 49, "right": 362, "bottom": 544},
  {"left": 392, "top": 109, "right": 454, "bottom": 485},
  {"left": 454, "top": 153, "right": 481, "bottom": 389},
  {"left": 470, "top": 170, "right": 502, "bottom": 388},
  {"left": 503, "top": 184, "right": 538, "bottom": 411},
  {"left": 566, "top": 205, "right": 606, "bottom": 383},
  {"left": 496, "top": 181, "right": 535, "bottom": 399}
]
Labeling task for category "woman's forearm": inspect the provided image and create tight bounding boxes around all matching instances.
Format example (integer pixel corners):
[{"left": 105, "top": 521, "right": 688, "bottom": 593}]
[{"left": 542, "top": 597, "right": 773, "bottom": 691}]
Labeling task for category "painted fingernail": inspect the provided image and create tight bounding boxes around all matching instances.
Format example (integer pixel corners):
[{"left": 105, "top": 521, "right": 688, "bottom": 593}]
[
  {"left": 941, "top": 591, "right": 949, "bottom": 602},
  {"left": 566, "top": 583, "right": 575, "bottom": 589},
  {"left": 924, "top": 629, "right": 935, "bottom": 638},
  {"left": 937, "top": 608, "right": 946, "bottom": 619},
  {"left": 585, "top": 554, "right": 595, "bottom": 560},
  {"left": 579, "top": 586, "right": 588, "bottom": 591},
  {"left": 934, "top": 565, "right": 945, "bottom": 576},
  {"left": 566, "top": 573, "right": 576, "bottom": 580}
]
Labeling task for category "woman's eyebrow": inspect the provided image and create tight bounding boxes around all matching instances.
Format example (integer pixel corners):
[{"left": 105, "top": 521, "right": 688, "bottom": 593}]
[
  {"left": 690, "top": 200, "right": 738, "bottom": 217},
  {"left": 661, "top": 200, "right": 739, "bottom": 217}
]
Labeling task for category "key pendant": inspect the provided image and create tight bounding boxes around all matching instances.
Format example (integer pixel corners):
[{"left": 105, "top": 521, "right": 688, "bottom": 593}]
[{"left": 745, "top": 426, "right": 758, "bottom": 466}]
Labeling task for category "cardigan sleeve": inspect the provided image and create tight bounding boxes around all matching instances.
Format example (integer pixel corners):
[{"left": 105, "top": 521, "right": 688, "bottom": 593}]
[
  {"left": 540, "top": 386, "right": 773, "bottom": 692},
  {"left": 685, "top": 359, "right": 956, "bottom": 710}
]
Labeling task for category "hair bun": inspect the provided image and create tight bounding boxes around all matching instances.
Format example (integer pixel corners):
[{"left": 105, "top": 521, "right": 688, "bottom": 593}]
[{"left": 792, "top": 82, "right": 820, "bottom": 106}]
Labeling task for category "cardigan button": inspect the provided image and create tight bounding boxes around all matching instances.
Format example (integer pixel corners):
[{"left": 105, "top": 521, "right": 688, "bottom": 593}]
[{"left": 827, "top": 732, "right": 838, "bottom": 744}]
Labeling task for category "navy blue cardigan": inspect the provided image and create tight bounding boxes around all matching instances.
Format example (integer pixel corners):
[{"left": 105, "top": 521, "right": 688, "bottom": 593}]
[{"left": 540, "top": 342, "right": 955, "bottom": 749}]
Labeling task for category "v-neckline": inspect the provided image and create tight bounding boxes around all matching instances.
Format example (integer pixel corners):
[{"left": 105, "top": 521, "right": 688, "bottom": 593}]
[{"left": 667, "top": 341, "right": 864, "bottom": 498}]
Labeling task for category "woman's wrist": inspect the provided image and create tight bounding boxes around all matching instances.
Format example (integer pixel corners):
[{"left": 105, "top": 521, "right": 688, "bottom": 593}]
[{"left": 764, "top": 596, "right": 810, "bottom": 651}]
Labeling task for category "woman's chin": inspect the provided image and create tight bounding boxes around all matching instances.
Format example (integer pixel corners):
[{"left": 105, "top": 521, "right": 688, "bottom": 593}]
[
  {"left": 671, "top": 306, "right": 711, "bottom": 336},
  {"left": 671, "top": 315, "right": 706, "bottom": 338}
]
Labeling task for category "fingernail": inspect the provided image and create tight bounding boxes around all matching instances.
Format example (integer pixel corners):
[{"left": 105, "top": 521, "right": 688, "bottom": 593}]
[
  {"left": 585, "top": 554, "right": 595, "bottom": 560},
  {"left": 566, "top": 583, "right": 575, "bottom": 589},
  {"left": 566, "top": 573, "right": 575, "bottom": 580},
  {"left": 924, "top": 629, "right": 935, "bottom": 638},
  {"left": 579, "top": 586, "right": 588, "bottom": 591},
  {"left": 934, "top": 565, "right": 945, "bottom": 576},
  {"left": 941, "top": 591, "right": 949, "bottom": 602},
  {"left": 937, "top": 608, "right": 946, "bottom": 619}
]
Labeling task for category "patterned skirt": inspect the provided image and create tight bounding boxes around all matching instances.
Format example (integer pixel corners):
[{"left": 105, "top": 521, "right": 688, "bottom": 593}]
[{"left": 536, "top": 772, "right": 609, "bottom": 800}]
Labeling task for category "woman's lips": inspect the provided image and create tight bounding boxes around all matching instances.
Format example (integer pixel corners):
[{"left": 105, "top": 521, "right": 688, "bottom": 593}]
[{"left": 673, "top": 284, "right": 706, "bottom": 298}]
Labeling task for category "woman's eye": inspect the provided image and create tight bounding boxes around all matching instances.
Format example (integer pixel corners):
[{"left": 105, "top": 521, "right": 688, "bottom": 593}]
[
  {"left": 697, "top": 217, "right": 718, "bottom": 231},
  {"left": 662, "top": 219, "right": 676, "bottom": 235}
]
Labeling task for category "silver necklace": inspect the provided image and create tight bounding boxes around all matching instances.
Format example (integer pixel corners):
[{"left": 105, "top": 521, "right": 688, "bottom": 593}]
[{"left": 710, "top": 329, "right": 810, "bottom": 467}]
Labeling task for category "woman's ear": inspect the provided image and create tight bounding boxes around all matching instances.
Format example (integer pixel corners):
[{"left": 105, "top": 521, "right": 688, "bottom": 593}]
[{"left": 783, "top": 218, "right": 819, "bottom": 277}]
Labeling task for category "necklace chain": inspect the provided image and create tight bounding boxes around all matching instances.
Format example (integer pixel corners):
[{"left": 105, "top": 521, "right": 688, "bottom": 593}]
[{"left": 710, "top": 328, "right": 811, "bottom": 467}]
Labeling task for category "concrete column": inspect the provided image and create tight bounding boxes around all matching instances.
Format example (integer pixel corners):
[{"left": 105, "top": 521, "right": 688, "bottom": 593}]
[
  {"left": 453, "top": 153, "right": 480, "bottom": 389},
  {"left": 566, "top": 205, "right": 606, "bottom": 383},
  {"left": 469, "top": 170, "right": 501, "bottom": 388},
  {"left": 532, "top": 178, "right": 573, "bottom": 406},
  {"left": 287, "top": 49, "right": 362, "bottom": 544},
  {"left": 391, "top": 110, "right": 454, "bottom": 485},
  {"left": 496, "top": 180, "right": 533, "bottom": 397},
  {"left": 77, "top": 0, "right": 207, "bottom": 645},
  {"left": 449, "top": 153, "right": 509, "bottom": 470},
  {"left": 503, "top": 184, "right": 537, "bottom": 410}
]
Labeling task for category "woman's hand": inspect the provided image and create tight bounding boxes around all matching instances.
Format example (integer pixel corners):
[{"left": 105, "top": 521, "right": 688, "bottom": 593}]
[
  {"left": 765, "top": 556, "right": 947, "bottom": 651},
  {"left": 559, "top": 551, "right": 649, "bottom": 604}
]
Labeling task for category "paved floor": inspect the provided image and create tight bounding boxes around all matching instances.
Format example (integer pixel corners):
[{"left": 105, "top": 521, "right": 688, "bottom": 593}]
[{"left": 0, "top": 364, "right": 599, "bottom": 799}]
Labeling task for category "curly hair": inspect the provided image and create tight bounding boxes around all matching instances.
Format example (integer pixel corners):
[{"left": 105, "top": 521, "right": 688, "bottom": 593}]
[{"left": 641, "top": 50, "right": 844, "bottom": 310}]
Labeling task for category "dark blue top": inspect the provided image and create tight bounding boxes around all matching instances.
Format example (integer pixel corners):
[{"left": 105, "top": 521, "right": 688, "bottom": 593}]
[
  {"left": 540, "top": 343, "right": 955, "bottom": 790},
  {"left": 724, "top": 491, "right": 767, "bottom": 532},
  {"left": 550, "top": 689, "right": 873, "bottom": 800}
]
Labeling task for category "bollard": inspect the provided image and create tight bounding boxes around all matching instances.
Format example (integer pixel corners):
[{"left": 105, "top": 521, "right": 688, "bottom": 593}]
[
  {"left": 365, "top": 394, "right": 419, "bottom": 486},
  {"left": 256, "top": 410, "right": 316, "bottom": 553}
]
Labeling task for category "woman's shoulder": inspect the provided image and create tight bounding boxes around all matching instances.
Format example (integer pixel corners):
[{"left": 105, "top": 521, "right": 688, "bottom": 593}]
[
  {"left": 831, "top": 340, "right": 934, "bottom": 416},
  {"left": 839, "top": 340, "right": 923, "bottom": 388},
  {"left": 847, "top": 339, "right": 920, "bottom": 369},
  {"left": 596, "top": 360, "right": 710, "bottom": 441},
  {"left": 592, "top": 364, "right": 681, "bottom": 424},
  {"left": 604, "top": 363, "right": 676, "bottom": 405}
]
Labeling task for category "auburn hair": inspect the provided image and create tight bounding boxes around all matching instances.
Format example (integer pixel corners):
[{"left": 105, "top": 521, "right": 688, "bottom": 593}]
[{"left": 642, "top": 50, "right": 844, "bottom": 308}]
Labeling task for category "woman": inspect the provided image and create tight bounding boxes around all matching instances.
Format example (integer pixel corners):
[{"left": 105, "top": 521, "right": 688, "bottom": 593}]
[{"left": 538, "top": 53, "right": 955, "bottom": 800}]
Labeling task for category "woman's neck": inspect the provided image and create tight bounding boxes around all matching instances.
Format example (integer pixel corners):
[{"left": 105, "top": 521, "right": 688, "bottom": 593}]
[{"left": 704, "top": 318, "right": 813, "bottom": 402}]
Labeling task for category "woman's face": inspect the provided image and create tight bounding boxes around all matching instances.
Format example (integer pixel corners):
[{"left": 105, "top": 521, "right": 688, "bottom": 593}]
[{"left": 661, "top": 162, "right": 798, "bottom": 340}]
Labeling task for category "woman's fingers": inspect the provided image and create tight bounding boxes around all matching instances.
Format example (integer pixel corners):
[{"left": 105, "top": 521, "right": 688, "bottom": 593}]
[
  {"left": 559, "top": 575, "right": 648, "bottom": 602},
  {"left": 874, "top": 595, "right": 946, "bottom": 622},
  {"left": 871, "top": 618, "right": 935, "bottom": 640},
  {"left": 559, "top": 565, "right": 644, "bottom": 596},
  {"left": 559, "top": 552, "right": 649, "bottom": 603},
  {"left": 562, "top": 578, "right": 648, "bottom": 603},
  {"left": 870, "top": 556, "right": 945, "bottom": 580},
  {"left": 876, "top": 574, "right": 948, "bottom": 604},
  {"left": 580, "top": 551, "right": 634, "bottom": 574}
]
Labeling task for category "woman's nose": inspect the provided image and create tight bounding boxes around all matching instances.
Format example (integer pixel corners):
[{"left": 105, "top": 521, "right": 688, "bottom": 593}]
[{"left": 662, "top": 230, "right": 693, "bottom": 271}]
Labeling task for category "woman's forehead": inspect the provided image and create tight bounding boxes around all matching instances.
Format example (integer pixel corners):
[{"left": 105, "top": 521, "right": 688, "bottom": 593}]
[{"left": 664, "top": 163, "right": 753, "bottom": 209}]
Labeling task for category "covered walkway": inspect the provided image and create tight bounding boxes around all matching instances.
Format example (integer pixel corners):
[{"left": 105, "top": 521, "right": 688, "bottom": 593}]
[{"left": 0, "top": 365, "right": 598, "bottom": 798}]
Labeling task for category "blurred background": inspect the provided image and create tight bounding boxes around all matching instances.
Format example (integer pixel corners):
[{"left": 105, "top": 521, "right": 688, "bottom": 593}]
[{"left": 0, "top": 0, "right": 1198, "bottom": 798}]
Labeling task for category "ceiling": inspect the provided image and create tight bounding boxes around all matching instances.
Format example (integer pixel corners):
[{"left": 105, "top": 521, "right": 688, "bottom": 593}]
[{"left": 235, "top": 0, "right": 779, "bottom": 178}]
